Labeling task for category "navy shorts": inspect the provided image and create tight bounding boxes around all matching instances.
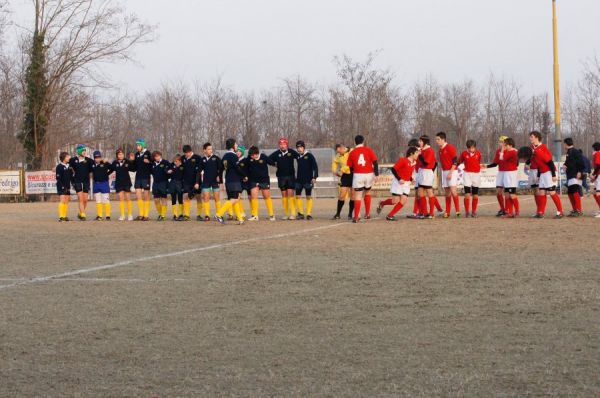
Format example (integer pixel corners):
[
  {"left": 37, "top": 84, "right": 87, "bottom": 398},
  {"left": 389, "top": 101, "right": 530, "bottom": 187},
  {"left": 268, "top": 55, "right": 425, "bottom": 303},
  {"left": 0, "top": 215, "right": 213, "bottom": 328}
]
[
  {"left": 251, "top": 180, "right": 270, "bottom": 190},
  {"left": 278, "top": 175, "right": 295, "bottom": 190},
  {"left": 56, "top": 188, "right": 70, "bottom": 196},
  {"left": 225, "top": 182, "right": 243, "bottom": 200},
  {"left": 134, "top": 177, "right": 151, "bottom": 190},
  {"left": 73, "top": 181, "right": 90, "bottom": 194},
  {"left": 168, "top": 180, "right": 183, "bottom": 195},
  {"left": 152, "top": 181, "right": 169, "bottom": 198},
  {"left": 340, "top": 173, "right": 353, "bottom": 188},
  {"left": 115, "top": 184, "right": 132, "bottom": 193},
  {"left": 295, "top": 182, "right": 314, "bottom": 196}
]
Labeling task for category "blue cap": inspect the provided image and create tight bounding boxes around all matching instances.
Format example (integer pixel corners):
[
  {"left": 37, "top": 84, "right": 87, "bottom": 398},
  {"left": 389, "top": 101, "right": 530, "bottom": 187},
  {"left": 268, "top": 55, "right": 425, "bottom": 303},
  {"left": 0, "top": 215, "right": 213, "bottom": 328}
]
[{"left": 93, "top": 150, "right": 102, "bottom": 158}]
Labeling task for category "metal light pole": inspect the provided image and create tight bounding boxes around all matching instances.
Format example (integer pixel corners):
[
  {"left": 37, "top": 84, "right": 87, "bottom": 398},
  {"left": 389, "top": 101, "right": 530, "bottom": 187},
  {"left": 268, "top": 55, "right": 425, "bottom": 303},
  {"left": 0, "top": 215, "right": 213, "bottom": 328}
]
[{"left": 552, "top": 0, "right": 562, "bottom": 162}]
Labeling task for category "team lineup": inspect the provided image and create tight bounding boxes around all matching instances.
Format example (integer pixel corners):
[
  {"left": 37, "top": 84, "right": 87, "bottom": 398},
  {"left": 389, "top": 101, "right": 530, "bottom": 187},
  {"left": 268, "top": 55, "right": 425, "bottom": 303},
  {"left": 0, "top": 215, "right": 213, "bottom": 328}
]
[{"left": 54, "top": 132, "right": 600, "bottom": 224}]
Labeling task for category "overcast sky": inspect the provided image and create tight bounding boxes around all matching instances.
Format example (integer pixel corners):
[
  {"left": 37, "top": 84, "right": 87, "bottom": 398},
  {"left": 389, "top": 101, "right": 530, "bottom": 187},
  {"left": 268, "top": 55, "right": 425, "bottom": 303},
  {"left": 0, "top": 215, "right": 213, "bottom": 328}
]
[{"left": 8, "top": 0, "right": 600, "bottom": 94}]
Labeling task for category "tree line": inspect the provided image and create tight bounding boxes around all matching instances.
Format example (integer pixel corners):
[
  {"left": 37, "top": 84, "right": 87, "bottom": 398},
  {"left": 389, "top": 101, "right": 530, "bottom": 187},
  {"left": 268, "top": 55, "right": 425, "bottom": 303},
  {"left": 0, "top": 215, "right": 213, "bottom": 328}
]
[{"left": 1, "top": 1, "right": 599, "bottom": 170}]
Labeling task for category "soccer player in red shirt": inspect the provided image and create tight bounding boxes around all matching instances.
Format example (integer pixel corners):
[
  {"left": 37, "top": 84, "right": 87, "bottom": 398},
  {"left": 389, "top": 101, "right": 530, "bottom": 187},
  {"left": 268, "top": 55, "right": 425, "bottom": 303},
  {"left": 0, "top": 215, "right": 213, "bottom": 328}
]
[
  {"left": 436, "top": 132, "right": 460, "bottom": 218},
  {"left": 377, "top": 147, "right": 419, "bottom": 221},
  {"left": 458, "top": 140, "right": 482, "bottom": 218},
  {"left": 346, "top": 134, "right": 379, "bottom": 223},
  {"left": 529, "top": 131, "right": 564, "bottom": 218},
  {"left": 590, "top": 142, "right": 600, "bottom": 217},
  {"left": 490, "top": 136, "right": 508, "bottom": 216},
  {"left": 416, "top": 135, "right": 438, "bottom": 219}
]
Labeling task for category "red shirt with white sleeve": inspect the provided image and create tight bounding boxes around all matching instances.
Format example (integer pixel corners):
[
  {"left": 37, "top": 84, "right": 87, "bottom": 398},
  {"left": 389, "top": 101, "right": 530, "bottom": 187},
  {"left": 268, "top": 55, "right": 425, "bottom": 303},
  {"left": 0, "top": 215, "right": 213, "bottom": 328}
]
[
  {"left": 346, "top": 145, "right": 378, "bottom": 174},
  {"left": 418, "top": 146, "right": 436, "bottom": 170},
  {"left": 458, "top": 150, "right": 481, "bottom": 173},
  {"left": 439, "top": 143, "right": 458, "bottom": 171},
  {"left": 393, "top": 157, "right": 415, "bottom": 182}
]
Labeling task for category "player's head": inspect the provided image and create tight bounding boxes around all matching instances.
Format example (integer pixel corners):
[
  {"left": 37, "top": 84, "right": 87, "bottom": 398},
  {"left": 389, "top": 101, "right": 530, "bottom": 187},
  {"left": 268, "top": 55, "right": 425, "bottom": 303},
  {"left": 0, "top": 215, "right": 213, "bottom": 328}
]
[
  {"left": 76, "top": 144, "right": 86, "bottom": 157},
  {"left": 435, "top": 132, "right": 447, "bottom": 146},
  {"left": 593, "top": 142, "right": 600, "bottom": 152},
  {"left": 182, "top": 145, "right": 193, "bottom": 155},
  {"left": 504, "top": 137, "right": 515, "bottom": 149},
  {"left": 225, "top": 138, "right": 237, "bottom": 151},
  {"left": 563, "top": 137, "right": 574, "bottom": 148},
  {"left": 59, "top": 152, "right": 70, "bottom": 163},
  {"left": 408, "top": 138, "right": 419, "bottom": 148},
  {"left": 237, "top": 145, "right": 246, "bottom": 158},
  {"left": 116, "top": 149, "right": 125, "bottom": 161},
  {"left": 136, "top": 139, "right": 146, "bottom": 151},
  {"left": 406, "top": 146, "right": 419, "bottom": 160},
  {"left": 93, "top": 150, "right": 102, "bottom": 163},
  {"left": 354, "top": 135, "right": 365, "bottom": 146},
  {"left": 173, "top": 154, "right": 182, "bottom": 165},
  {"left": 152, "top": 150, "right": 162, "bottom": 161},
  {"left": 278, "top": 137, "right": 289, "bottom": 151},
  {"left": 335, "top": 143, "right": 347, "bottom": 155},
  {"left": 498, "top": 135, "right": 508, "bottom": 148},
  {"left": 249, "top": 146, "right": 260, "bottom": 159},
  {"left": 529, "top": 131, "right": 542, "bottom": 145},
  {"left": 419, "top": 135, "right": 430, "bottom": 147},
  {"left": 466, "top": 139, "right": 477, "bottom": 152},
  {"left": 203, "top": 142, "right": 213, "bottom": 156},
  {"left": 296, "top": 140, "right": 306, "bottom": 155}
]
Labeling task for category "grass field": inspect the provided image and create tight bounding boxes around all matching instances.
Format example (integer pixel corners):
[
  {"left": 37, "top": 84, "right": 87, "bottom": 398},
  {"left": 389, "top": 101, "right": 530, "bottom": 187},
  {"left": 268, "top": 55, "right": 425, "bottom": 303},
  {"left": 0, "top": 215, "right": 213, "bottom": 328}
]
[{"left": 1, "top": 197, "right": 599, "bottom": 397}]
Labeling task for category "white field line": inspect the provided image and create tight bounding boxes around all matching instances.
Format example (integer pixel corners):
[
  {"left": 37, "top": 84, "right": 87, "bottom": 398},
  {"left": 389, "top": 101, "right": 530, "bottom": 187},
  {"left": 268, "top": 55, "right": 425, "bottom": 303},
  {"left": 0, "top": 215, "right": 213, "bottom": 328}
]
[{"left": 0, "top": 223, "right": 346, "bottom": 292}]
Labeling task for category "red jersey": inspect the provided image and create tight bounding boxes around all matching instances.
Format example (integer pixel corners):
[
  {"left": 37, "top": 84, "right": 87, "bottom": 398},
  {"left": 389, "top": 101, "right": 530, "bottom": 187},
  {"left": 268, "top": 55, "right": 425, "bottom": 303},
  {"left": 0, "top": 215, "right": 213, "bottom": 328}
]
[
  {"left": 593, "top": 151, "right": 600, "bottom": 175},
  {"left": 346, "top": 145, "right": 378, "bottom": 174},
  {"left": 439, "top": 143, "right": 458, "bottom": 171},
  {"left": 418, "top": 146, "right": 436, "bottom": 170},
  {"left": 529, "top": 144, "right": 539, "bottom": 170},
  {"left": 458, "top": 150, "right": 481, "bottom": 173},
  {"left": 533, "top": 144, "right": 553, "bottom": 173},
  {"left": 499, "top": 148, "right": 518, "bottom": 171},
  {"left": 392, "top": 157, "right": 415, "bottom": 182}
]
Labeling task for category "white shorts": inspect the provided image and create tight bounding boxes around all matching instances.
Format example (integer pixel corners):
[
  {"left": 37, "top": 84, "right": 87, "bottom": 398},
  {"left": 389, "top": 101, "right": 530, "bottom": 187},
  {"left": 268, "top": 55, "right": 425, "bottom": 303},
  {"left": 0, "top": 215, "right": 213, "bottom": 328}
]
[
  {"left": 441, "top": 170, "right": 458, "bottom": 188},
  {"left": 94, "top": 192, "right": 110, "bottom": 204},
  {"left": 352, "top": 173, "right": 375, "bottom": 190},
  {"left": 391, "top": 179, "right": 411, "bottom": 196},
  {"left": 496, "top": 171, "right": 505, "bottom": 188},
  {"left": 413, "top": 171, "right": 418, "bottom": 188},
  {"left": 528, "top": 169, "right": 539, "bottom": 187},
  {"left": 463, "top": 172, "right": 481, "bottom": 188},
  {"left": 502, "top": 171, "right": 518, "bottom": 189},
  {"left": 596, "top": 178, "right": 600, "bottom": 191},
  {"left": 567, "top": 178, "right": 582, "bottom": 187},
  {"left": 417, "top": 169, "right": 435, "bottom": 187},
  {"left": 539, "top": 171, "right": 556, "bottom": 190}
]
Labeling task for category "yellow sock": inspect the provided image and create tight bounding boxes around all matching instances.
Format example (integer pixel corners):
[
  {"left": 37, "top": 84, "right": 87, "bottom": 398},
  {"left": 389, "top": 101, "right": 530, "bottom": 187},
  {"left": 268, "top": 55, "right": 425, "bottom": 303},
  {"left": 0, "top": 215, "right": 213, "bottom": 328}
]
[
  {"left": 234, "top": 201, "right": 243, "bottom": 221},
  {"left": 203, "top": 201, "right": 211, "bottom": 217},
  {"left": 215, "top": 200, "right": 222, "bottom": 215},
  {"left": 161, "top": 203, "right": 168, "bottom": 217},
  {"left": 104, "top": 203, "right": 111, "bottom": 217},
  {"left": 307, "top": 197, "right": 313, "bottom": 215},
  {"left": 61, "top": 203, "right": 67, "bottom": 218},
  {"left": 179, "top": 204, "right": 184, "bottom": 216},
  {"left": 127, "top": 200, "right": 133, "bottom": 216},
  {"left": 155, "top": 201, "right": 162, "bottom": 216},
  {"left": 251, "top": 198, "right": 259, "bottom": 217},
  {"left": 218, "top": 201, "right": 232, "bottom": 217},
  {"left": 197, "top": 202, "right": 203, "bottom": 217},
  {"left": 137, "top": 199, "right": 144, "bottom": 217},
  {"left": 184, "top": 201, "right": 191, "bottom": 217},
  {"left": 282, "top": 197, "right": 289, "bottom": 217},
  {"left": 296, "top": 197, "right": 304, "bottom": 215},
  {"left": 228, "top": 205, "right": 234, "bottom": 217},
  {"left": 96, "top": 203, "right": 103, "bottom": 218},
  {"left": 289, "top": 196, "right": 296, "bottom": 215},
  {"left": 173, "top": 204, "right": 180, "bottom": 217},
  {"left": 58, "top": 203, "right": 63, "bottom": 218},
  {"left": 265, "top": 197, "right": 274, "bottom": 217},
  {"left": 119, "top": 201, "right": 125, "bottom": 218},
  {"left": 145, "top": 200, "right": 151, "bottom": 218}
]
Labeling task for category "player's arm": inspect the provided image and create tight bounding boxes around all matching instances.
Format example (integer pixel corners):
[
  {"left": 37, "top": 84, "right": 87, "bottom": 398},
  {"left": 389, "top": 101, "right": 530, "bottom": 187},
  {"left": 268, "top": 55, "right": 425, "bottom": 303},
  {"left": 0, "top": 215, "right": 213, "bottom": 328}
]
[
  {"left": 331, "top": 157, "right": 339, "bottom": 176},
  {"left": 267, "top": 151, "right": 278, "bottom": 166},
  {"left": 311, "top": 153, "right": 319, "bottom": 180}
]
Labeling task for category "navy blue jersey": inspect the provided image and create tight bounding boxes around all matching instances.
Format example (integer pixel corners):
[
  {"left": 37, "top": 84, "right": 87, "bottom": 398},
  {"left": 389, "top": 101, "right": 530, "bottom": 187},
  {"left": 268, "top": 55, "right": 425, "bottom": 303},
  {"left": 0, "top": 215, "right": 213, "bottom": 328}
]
[
  {"left": 151, "top": 159, "right": 171, "bottom": 183},
  {"left": 222, "top": 151, "right": 244, "bottom": 184},
  {"left": 268, "top": 149, "right": 299, "bottom": 177},
  {"left": 182, "top": 153, "right": 202, "bottom": 184},
  {"left": 168, "top": 163, "right": 185, "bottom": 181},
  {"left": 69, "top": 156, "right": 93, "bottom": 183},
  {"left": 296, "top": 151, "right": 319, "bottom": 183},
  {"left": 55, "top": 163, "right": 72, "bottom": 192},
  {"left": 201, "top": 154, "right": 223, "bottom": 184},
  {"left": 91, "top": 161, "right": 113, "bottom": 182},
  {"left": 243, "top": 154, "right": 271, "bottom": 183},
  {"left": 111, "top": 160, "right": 133, "bottom": 186},
  {"left": 133, "top": 150, "right": 153, "bottom": 179}
]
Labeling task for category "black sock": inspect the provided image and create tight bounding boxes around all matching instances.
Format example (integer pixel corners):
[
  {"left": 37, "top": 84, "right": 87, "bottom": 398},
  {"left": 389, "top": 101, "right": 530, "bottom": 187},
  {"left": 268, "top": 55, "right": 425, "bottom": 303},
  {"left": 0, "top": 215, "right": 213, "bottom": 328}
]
[
  {"left": 336, "top": 200, "right": 344, "bottom": 216},
  {"left": 348, "top": 200, "right": 354, "bottom": 217}
]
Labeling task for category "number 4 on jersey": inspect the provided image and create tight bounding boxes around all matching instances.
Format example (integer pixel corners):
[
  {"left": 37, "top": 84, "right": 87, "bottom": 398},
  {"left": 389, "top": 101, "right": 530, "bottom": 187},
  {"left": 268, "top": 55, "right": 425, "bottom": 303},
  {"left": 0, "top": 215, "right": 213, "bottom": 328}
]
[{"left": 358, "top": 154, "right": 366, "bottom": 167}]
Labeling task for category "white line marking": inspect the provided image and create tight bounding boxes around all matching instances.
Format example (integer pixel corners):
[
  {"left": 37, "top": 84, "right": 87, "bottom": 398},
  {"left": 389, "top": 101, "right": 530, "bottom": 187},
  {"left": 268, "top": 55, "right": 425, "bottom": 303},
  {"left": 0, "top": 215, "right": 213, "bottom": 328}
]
[
  {"left": 52, "top": 278, "right": 189, "bottom": 283},
  {"left": 0, "top": 223, "right": 346, "bottom": 292}
]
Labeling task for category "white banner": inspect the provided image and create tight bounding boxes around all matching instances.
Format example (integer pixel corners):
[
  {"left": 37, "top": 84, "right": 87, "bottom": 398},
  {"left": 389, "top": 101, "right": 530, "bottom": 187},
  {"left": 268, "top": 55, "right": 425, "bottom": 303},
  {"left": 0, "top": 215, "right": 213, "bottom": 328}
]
[
  {"left": 25, "top": 171, "right": 57, "bottom": 194},
  {"left": 0, "top": 171, "right": 21, "bottom": 195}
]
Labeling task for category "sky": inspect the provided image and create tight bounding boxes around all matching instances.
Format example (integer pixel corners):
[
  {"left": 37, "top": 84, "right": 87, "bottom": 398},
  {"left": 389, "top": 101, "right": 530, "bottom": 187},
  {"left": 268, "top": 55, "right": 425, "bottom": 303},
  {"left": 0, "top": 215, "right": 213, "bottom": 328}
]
[{"left": 6, "top": 0, "right": 600, "bottom": 94}]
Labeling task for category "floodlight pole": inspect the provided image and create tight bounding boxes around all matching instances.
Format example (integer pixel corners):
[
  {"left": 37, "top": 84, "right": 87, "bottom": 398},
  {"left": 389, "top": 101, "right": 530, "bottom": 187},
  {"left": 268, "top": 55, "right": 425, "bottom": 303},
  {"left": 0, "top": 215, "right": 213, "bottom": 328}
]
[{"left": 552, "top": 0, "right": 562, "bottom": 163}]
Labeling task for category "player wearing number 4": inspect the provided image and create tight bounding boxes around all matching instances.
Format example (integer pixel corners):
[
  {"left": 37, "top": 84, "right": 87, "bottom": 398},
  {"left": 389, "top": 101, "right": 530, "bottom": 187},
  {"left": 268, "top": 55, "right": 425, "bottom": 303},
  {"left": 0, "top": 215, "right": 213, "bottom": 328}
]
[
  {"left": 377, "top": 147, "right": 419, "bottom": 221},
  {"left": 346, "top": 134, "right": 379, "bottom": 223}
]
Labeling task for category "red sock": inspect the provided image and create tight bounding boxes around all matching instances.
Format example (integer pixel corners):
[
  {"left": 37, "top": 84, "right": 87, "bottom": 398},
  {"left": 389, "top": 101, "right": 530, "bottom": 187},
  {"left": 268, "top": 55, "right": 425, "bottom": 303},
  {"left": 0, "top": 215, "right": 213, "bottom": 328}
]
[
  {"left": 568, "top": 193, "right": 576, "bottom": 211},
  {"left": 534, "top": 195, "right": 540, "bottom": 209},
  {"left": 472, "top": 197, "right": 479, "bottom": 213},
  {"left": 353, "top": 199, "right": 362, "bottom": 220},
  {"left": 413, "top": 196, "right": 419, "bottom": 214},
  {"left": 453, "top": 195, "right": 460, "bottom": 213},
  {"left": 573, "top": 192, "right": 582, "bottom": 212},
  {"left": 380, "top": 198, "right": 393, "bottom": 207},
  {"left": 364, "top": 195, "right": 372, "bottom": 216},
  {"left": 428, "top": 197, "right": 436, "bottom": 216},
  {"left": 550, "top": 193, "right": 563, "bottom": 214},
  {"left": 505, "top": 196, "right": 513, "bottom": 215},
  {"left": 513, "top": 197, "right": 520, "bottom": 215},
  {"left": 497, "top": 193, "right": 505, "bottom": 212},
  {"left": 388, "top": 202, "right": 404, "bottom": 216},
  {"left": 445, "top": 196, "right": 451, "bottom": 214},
  {"left": 434, "top": 197, "right": 443, "bottom": 212},
  {"left": 464, "top": 197, "right": 471, "bottom": 214},
  {"left": 595, "top": 194, "right": 600, "bottom": 209},
  {"left": 419, "top": 196, "right": 428, "bottom": 215},
  {"left": 538, "top": 195, "right": 547, "bottom": 214}
]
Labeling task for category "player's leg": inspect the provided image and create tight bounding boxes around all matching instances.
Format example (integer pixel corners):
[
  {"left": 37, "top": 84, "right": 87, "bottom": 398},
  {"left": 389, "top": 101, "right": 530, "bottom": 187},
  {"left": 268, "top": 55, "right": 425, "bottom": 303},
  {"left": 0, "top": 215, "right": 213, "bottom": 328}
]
[
  {"left": 387, "top": 194, "right": 408, "bottom": 220},
  {"left": 472, "top": 187, "right": 480, "bottom": 218},
  {"left": 352, "top": 188, "right": 364, "bottom": 222},
  {"left": 182, "top": 192, "right": 191, "bottom": 220},
  {"left": 135, "top": 187, "right": 144, "bottom": 220},
  {"left": 450, "top": 185, "right": 460, "bottom": 216},
  {"left": 214, "top": 189, "right": 222, "bottom": 217},
  {"left": 295, "top": 184, "right": 304, "bottom": 220},
  {"left": 171, "top": 191, "right": 179, "bottom": 220},
  {"left": 444, "top": 186, "right": 452, "bottom": 217},
  {"left": 202, "top": 190, "right": 211, "bottom": 220},
  {"left": 143, "top": 188, "right": 151, "bottom": 220},
  {"left": 118, "top": 191, "right": 126, "bottom": 221},
  {"left": 249, "top": 187, "right": 260, "bottom": 221},
  {"left": 287, "top": 187, "right": 297, "bottom": 219},
  {"left": 464, "top": 187, "right": 471, "bottom": 217},
  {"left": 94, "top": 192, "right": 104, "bottom": 220},
  {"left": 548, "top": 188, "right": 564, "bottom": 218},
  {"left": 495, "top": 186, "right": 505, "bottom": 216},
  {"left": 262, "top": 187, "right": 275, "bottom": 220},
  {"left": 305, "top": 185, "right": 314, "bottom": 220},
  {"left": 103, "top": 193, "right": 111, "bottom": 220},
  {"left": 334, "top": 186, "right": 348, "bottom": 219}
]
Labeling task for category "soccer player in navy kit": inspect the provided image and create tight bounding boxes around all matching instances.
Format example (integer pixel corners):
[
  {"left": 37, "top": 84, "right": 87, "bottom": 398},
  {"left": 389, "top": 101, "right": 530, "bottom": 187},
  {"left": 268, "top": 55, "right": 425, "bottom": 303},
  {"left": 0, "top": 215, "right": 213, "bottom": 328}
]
[
  {"left": 215, "top": 138, "right": 246, "bottom": 225},
  {"left": 112, "top": 149, "right": 134, "bottom": 221},
  {"left": 181, "top": 145, "right": 202, "bottom": 221},
  {"left": 167, "top": 155, "right": 185, "bottom": 221},
  {"left": 69, "top": 144, "right": 93, "bottom": 221},
  {"left": 294, "top": 141, "right": 318, "bottom": 220},
  {"left": 130, "top": 139, "right": 152, "bottom": 221},
  {"left": 200, "top": 142, "right": 224, "bottom": 221},
  {"left": 91, "top": 150, "right": 113, "bottom": 221},
  {"left": 268, "top": 138, "right": 299, "bottom": 220},
  {"left": 56, "top": 152, "right": 72, "bottom": 222},
  {"left": 151, "top": 151, "right": 170, "bottom": 221},
  {"left": 239, "top": 146, "right": 275, "bottom": 221}
]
